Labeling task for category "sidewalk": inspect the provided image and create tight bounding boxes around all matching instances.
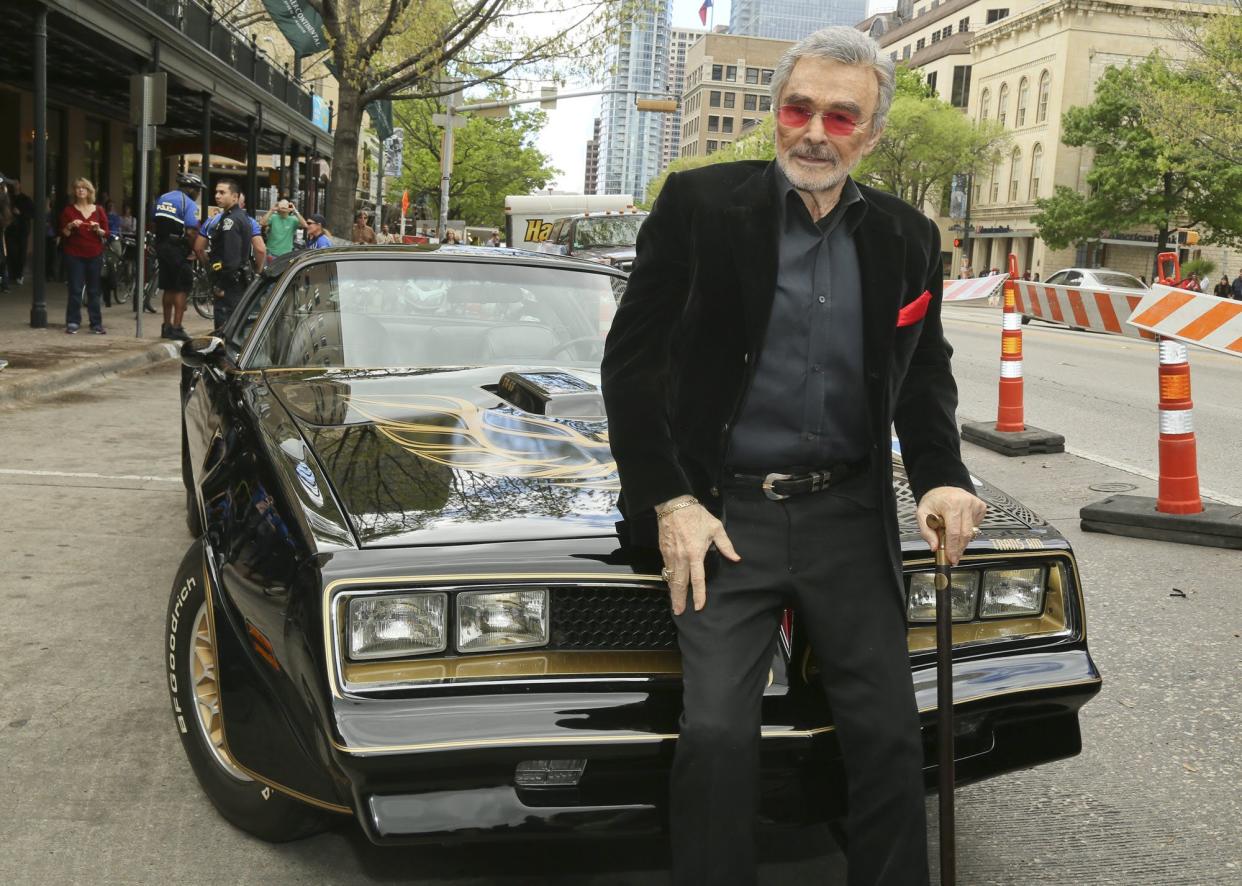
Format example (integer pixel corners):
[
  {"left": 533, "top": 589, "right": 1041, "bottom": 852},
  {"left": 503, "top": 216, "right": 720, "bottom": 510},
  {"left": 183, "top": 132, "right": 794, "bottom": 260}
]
[{"left": 0, "top": 276, "right": 213, "bottom": 408}]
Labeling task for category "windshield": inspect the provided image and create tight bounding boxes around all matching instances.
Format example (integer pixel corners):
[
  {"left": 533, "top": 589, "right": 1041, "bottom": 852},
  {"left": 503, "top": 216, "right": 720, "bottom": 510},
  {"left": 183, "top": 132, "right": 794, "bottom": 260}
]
[
  {"left": 573, "top": 216, "right": 644, "bottom": 249},
  {"left": 248, "top": 259, "right": 619, "bottom": 370},
  {"left": 1090, "top": 271, "right": 1146, "bottom": 289}
]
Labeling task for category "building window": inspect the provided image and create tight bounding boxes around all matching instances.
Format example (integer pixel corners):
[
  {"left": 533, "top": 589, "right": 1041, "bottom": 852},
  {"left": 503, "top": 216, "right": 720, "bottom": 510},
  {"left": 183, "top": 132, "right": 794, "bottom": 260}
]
[
  {"left": 709, "top": 90, "right": 721, "bottom": 107},
  {"left": 951, "top": 66, "right": 971, "bottom": 108},
  {"left": 723, "top": 117, "right": 734, "bottom": 133},
  {"left": 903, "top": 45, "right": 911, "bottom": 60},
  {"left": 891, "top": 51, "right": 899, "bottom": 62},
  {"left": 1016, "top": 76, "right": 1029, "bottom": 127},
  {"left": 708, "top": 115, "right": 719, "bottom": 131},
  {"left": 931, "top": 30, "right": 940, "bottom": 44},
  {"left": 745, "top": 67, "right": 759, "bottom": 84},
  {"left": 706, "top": 140, "right": 718, "bottom": 154},
  {"left": 759, "top": 96, "right": 772, "bottom": 111},
  {"left": 997, "top": 82, "right": 1009, "bottom": 126},
  {"left": 986, "top": 8, "right": 1009, "bottom": 23},
  {"left": 926, "top": 70, "right": 938, "bottom": 93},
  {"left": 744, "top": 93, "right": 757, "bottom": 111},
  {"left": 959, "top": 17, "right": 970, "bottom": 31},
  {"left": 742, "top": 118, "right": 760, "bottom": 130},
  {"left": 1009, "top": 147, "right": 1022, "bottom": 201},
  {"left": 761, "top": 69, "right": 773, "bottom": 85},
  {"left": 712, "top": 64, "right": 723, "bottom": 80},
  {"left": 979, "top": 87, "right": 991, "bottom": 121},
  {"left": 1029, "top": 143, "right": 1043, "bottom": 200},
  {"left": 916, "top": 37, "right": 926, "bottom": 50},
  {"left": 943, "top": 26, "right": 952, "bottom": 38},
  {"left": 725, "top": 65, "right": 737, "bottom": 81},
  {"left": 1036, "top": 71, "right": 1051, "bottom": 123},
  {"left": 989, "top": 161, "right": 1000, "bottom": 202},
  {"left": 723, "top": 92, "right": 735, "bottom": 108}
]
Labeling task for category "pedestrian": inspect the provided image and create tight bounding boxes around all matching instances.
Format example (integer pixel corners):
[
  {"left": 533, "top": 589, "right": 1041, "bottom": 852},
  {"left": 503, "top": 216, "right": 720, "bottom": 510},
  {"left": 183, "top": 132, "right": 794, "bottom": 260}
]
[
  {"left": 443, "top": 229, "right": 460, "bottom": 244},
  {"left": 601, "top": 25, "right": 985, "bottom": 886},
  {"left": 118, "top": 201, "right": 136, "bottom": 234},
  {"left": 1213, "top": 275, "right": 1231, "bottom": 299},
  {"left": 58, "top": 177, "right": 110, "bottom": 334},
  {"left": 4, "top": 178, "right": 35, "bottom": 286},
  {"left": 151, "top": 172, "right": 203, "bottom": 339},
  {"left": 487, "top": 232, "right": 501, "bottom": 247},
  {"left": 197, "top": 195, "right": 266, "bottom": 275},
  {"left": 1033, "top": 271, "right": 1041, "bottom": 282},
  {"left": 1182, "top": 272, "right": 1202, "bottom": 292},
  {"left": 1232, "top": 270, "right": 1242, "bottom": 300},
  {"left": 304, "top": 214, "right": 332, "bottom": 248},
  {"left": 206, "top": 178, "right": 255, "bottom": 332},
  {"left": 1022, "top": 269, "right": 1031, "bottom": 281},
  {"left": 260, "top": 198, "right": 305, "bottom": 258},
  {"left": 351, "top": 211, "right": 377, "bottom": 244}
]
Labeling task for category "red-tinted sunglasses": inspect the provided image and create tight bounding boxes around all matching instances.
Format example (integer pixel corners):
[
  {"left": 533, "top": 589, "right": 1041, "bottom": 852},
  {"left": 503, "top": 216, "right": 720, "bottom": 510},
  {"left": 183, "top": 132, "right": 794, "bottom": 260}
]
[{"left": 776, "top": 104, "right": 866, "bottom": 135}]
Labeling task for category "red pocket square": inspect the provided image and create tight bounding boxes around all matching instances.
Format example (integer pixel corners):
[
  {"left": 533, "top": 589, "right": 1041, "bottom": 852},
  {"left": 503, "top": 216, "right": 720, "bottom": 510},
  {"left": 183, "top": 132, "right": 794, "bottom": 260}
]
[{"left": 896, "top": 290, "right": 932, "bottom": 327}]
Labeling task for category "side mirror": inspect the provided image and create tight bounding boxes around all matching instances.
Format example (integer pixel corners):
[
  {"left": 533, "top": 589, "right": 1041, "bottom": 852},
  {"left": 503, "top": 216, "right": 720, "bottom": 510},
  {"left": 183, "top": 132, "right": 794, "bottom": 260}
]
[{"left": 181, "top": 336, "right": 228, "bottom": 370}]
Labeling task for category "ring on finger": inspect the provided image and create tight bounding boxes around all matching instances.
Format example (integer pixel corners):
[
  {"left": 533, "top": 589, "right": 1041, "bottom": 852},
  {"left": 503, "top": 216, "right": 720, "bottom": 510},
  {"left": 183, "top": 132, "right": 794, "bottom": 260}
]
[{"left": 661, "top": 566, "right": 676, "bottom": 583}]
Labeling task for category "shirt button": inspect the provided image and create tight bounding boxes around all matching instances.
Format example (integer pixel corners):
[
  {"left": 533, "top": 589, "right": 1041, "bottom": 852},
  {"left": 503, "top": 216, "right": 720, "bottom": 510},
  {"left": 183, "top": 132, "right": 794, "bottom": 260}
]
[{"left": 818, "top": 295, "right": 826, "bottom": 304}]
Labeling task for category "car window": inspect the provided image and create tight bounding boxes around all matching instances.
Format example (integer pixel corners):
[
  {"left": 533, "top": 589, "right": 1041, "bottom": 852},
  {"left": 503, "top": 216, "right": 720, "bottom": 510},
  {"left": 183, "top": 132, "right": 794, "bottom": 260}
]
[
  {"left": 1090, "top": 271, "right": 1145, "bottom": 289},
  {"left": 1044, "top": 271, "right": 1068, "bottom": 285},
  {"left": 572, "top": 216, "right": 645, "bottom": 250},
  {"left": 227, "top": 276, "right": 280, "bottom": 353},
  {"left": 247, "top": 259, "right": 620, "bottom": 370},
  {"left": 1063, "top": 271, "right": 1083, "bottom": 285}
]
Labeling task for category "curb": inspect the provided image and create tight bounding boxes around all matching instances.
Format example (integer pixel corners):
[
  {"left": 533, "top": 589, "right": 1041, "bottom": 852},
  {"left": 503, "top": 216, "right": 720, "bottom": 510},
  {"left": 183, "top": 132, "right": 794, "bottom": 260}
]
[{"left": 0, "top": 341, "right": 181, "bottom": 408}]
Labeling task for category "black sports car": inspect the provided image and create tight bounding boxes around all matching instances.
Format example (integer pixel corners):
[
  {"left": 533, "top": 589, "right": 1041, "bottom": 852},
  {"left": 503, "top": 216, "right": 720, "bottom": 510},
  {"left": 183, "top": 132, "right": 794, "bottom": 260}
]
[{"left": 169, "top": 245, "right": 1100, "bottom": 845}]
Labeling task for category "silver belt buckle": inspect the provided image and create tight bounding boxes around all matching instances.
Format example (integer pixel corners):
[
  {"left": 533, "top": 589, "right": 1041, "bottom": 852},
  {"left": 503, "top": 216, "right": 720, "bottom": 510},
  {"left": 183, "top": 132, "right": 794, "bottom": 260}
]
[{"left": 762, "top": 472, "right": 793, "bottom": 501}]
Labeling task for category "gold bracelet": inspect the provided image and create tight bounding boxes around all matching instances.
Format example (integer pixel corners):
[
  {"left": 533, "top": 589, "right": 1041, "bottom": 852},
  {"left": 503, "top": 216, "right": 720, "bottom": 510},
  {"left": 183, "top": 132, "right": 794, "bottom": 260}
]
[{"left": 655, "top": 497, "right": 699, "bottom": 518}]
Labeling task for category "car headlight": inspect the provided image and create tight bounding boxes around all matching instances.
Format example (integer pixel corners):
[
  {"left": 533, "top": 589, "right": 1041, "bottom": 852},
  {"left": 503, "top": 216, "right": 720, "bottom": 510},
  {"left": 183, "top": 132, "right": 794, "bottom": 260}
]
[
  {"left": 980, "top": 568, "right": 1045, "bottom": 618},
  {"left": 458, "top": 589, "right": 549, "bottom": 652},
  {"left": 907, "top": 571, "right": 979, "bottom": 623},
  {"left": 348, "top": 593, "right": 447, "bottom": 660}
]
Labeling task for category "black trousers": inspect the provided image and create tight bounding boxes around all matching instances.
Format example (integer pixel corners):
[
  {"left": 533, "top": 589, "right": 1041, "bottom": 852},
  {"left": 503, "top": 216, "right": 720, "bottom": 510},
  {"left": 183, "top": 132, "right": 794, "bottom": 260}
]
[{"left": 670, "top": 476, "right": 928, "bottom": 886}]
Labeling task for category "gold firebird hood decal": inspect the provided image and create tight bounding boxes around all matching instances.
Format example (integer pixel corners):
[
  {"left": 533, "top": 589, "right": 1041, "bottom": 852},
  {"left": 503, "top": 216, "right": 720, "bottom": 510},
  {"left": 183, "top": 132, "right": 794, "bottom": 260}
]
[{"left": 345, "top": 393, "right": 619, "bottom": 490}]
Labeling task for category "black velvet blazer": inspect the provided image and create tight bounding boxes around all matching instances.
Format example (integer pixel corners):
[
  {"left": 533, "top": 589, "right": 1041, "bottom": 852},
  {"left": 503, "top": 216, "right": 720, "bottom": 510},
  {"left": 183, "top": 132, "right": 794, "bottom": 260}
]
[{"left": 601, "top": 161, "right": 973, "bottom": 567}]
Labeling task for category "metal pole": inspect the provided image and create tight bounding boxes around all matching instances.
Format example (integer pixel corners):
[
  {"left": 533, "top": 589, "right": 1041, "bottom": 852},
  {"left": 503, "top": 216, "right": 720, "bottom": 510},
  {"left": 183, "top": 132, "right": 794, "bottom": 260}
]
[
  {"left": 200, "top": 93, "right": 212, "bottom": 211},
  {"left": 246, "top": 114, "right": 258, "bottom": 216},
  {"left": 962, "top": 172, "right": 973, "bottom": 276},
  {"left": 31, "top": 4, "right": 48, "bottom": 328},
  {"left": 438, "top": 105, "right": 453, "bottom": 241},
  {"left": 289, "top": 141, "right": 300, "bottom": 206},
  {"left": 375, "top": 138, "right": 383, "bottom": 236},
  {"left": 134, "top": 94, "right": 152, "bottom": 339}
]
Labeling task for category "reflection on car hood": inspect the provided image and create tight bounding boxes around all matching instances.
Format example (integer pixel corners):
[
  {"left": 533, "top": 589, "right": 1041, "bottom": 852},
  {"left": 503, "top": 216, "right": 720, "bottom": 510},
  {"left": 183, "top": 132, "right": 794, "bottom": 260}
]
[
  {"left": 265, "top": 367, "right": 1052, "bottom": 549},
  {"left": 268, "top": 366, "right": 619, "bottom": 548},
  {"left": 576, "top": 246, "right": 636, "bottom": 264}
]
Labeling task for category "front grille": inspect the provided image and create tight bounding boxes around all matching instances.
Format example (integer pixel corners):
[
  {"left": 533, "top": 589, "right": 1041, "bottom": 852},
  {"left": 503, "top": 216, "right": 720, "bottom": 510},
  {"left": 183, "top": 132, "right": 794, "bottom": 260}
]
[{"left": 550, "top": 586, "right": 677, "bottom": 650}]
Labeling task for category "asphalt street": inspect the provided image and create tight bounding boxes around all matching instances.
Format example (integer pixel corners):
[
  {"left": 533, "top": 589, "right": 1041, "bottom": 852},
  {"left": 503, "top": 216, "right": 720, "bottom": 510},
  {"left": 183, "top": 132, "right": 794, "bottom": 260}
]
[{"left": 0, "top": 316, "right": 1240, "bottom": 884}]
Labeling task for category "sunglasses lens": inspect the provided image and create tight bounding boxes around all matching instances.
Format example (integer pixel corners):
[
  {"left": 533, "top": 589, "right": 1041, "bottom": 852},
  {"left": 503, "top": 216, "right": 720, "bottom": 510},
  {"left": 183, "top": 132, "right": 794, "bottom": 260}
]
[
  {"left": 822, "top": 113, "right": 858, "bottom": 135},
  {"left": 777, "top": 106, "right": 813, "bottom": 127}
]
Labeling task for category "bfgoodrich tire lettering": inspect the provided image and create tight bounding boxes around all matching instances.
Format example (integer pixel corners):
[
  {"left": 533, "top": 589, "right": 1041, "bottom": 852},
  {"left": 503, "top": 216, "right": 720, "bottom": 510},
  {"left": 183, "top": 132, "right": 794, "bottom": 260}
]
[{"left": 165, "top": 544, "right": 331, "bottom": 842}]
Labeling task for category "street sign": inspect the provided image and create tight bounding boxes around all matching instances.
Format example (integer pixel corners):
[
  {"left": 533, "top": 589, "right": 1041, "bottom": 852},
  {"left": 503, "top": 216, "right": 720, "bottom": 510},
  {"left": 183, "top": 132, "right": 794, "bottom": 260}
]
[
  {"left": 129, "top": 73, "right": 167, "bottom": 126},
  {"left": 431, "top": 113, "right": 468, "bottom": 128}
]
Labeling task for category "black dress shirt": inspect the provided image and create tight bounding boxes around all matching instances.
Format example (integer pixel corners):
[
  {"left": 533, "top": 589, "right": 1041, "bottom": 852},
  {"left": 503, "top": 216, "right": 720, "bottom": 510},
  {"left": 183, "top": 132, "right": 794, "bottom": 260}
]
[{"left": 727, "top": 169, "right": 869, "bottom": 472}]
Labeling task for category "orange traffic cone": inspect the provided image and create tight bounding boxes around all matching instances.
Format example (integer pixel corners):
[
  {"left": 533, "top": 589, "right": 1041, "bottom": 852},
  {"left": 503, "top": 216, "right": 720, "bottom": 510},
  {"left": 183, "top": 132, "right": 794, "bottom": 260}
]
[
  {"left": 1153, "top": 252, "right": 1203, "bottom": 515},
  {"left": 996, "top": 253, "right": 1024, "bottom": 433}
]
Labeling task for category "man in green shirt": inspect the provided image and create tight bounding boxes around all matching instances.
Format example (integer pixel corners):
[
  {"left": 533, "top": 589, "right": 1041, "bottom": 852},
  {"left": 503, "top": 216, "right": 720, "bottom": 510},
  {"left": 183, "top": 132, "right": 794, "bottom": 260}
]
[{"left": 261, "top": 200, "right": 305, "bottom": 257}]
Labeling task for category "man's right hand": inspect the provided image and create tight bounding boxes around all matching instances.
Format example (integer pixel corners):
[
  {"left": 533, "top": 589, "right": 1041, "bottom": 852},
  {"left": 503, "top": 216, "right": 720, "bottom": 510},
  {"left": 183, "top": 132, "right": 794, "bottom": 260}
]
[{"left": 656, "top": 497, "right": 740, "bottom": 615}]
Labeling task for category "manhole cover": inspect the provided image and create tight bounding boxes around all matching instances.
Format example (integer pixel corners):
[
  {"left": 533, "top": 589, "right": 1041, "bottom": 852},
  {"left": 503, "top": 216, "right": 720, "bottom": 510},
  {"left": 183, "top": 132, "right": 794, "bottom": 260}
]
[{"left": 1089, "top": 482, "right": 1138, "bottom": 493}]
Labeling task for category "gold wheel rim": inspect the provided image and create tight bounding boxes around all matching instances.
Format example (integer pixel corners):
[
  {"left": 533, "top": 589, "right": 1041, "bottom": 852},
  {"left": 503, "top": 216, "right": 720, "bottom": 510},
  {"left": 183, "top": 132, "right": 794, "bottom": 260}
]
[{"left": 190, "top": 603, "right": 251, "bottom": 782}]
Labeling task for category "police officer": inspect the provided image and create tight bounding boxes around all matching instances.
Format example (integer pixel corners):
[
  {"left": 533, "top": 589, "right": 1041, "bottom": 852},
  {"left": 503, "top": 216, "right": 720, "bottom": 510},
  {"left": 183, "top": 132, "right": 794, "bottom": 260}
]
[
  {"left": 151, "top": 171, "right": 202, "bottom": 339},
  {"left": 207, "top": 178, "right": 254, "bottom": 332}
]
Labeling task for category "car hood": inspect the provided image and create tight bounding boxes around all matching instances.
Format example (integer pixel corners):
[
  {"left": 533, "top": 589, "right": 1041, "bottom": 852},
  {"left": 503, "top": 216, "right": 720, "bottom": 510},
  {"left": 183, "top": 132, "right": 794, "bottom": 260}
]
[
  {"left": 266, "top": 367, "right": 1055, "bottom": 549},
  {"left": 574, "top": 246, "right": 636, "bottom": 265},
  {"left": 267, "top": 366, "right": 620, "bottom": 548}
]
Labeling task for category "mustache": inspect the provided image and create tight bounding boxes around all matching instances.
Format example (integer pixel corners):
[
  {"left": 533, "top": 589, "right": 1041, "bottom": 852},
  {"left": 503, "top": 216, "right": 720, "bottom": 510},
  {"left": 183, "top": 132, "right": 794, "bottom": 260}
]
[{"left": 791, "top": 144, "right": 839, "bottom": 163}]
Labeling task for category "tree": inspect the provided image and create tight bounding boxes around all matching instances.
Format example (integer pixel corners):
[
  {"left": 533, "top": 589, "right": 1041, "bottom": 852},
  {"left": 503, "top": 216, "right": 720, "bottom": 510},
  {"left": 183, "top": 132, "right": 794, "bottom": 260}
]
[
  {"left": 299, "top": 0, "right": 634, "bottom": 234},
  {"left": 389, "top": 96, "right": 558, "bottom": 227},
  {"left": 644, "top": 68, "right": 1006, "bottom": 213},
  {"left": 1032, "top": 57, "right": 1242, "bottom": 254}
]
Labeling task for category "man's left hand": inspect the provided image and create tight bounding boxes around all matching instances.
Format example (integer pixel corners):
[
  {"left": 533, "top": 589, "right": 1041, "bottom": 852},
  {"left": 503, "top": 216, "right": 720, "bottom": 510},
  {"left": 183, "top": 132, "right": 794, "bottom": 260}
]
[{"left": 916, "top": 486, "right": 987, "bottom": 565}]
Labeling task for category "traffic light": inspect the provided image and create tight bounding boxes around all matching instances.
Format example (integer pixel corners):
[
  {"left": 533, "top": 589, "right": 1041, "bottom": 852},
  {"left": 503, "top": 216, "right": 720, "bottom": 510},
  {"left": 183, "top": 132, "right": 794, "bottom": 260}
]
[
  {"left": 635, "top": 97, "right": 678, "bottom": 112},
  {"left": 953, "top": 237, "right": 963, "bottom": 248},
  {"left": 1185, "top": 230, "right": 1200, "bottom": 246}
]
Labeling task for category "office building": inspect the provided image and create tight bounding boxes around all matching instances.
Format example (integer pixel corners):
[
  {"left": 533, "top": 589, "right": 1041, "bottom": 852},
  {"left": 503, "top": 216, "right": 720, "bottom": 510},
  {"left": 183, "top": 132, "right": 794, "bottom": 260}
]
[
  {"left": 584, "top": 118, "right": 601, "bottom": 194},
  {"left": 679, "top": 33, "right": 789, "bottom": 159},
  {"left": 730, "top": 0, "right": 870, "bottom": 41},
  {"left": 661, "top": 27, "right": 707, "bottom": 171}
]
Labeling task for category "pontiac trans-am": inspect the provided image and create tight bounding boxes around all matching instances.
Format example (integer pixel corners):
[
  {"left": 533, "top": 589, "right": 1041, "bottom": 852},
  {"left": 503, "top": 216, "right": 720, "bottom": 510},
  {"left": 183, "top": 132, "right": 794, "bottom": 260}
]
[{"left": 168, "top": 245, "right": 1101, "bottom": 845}]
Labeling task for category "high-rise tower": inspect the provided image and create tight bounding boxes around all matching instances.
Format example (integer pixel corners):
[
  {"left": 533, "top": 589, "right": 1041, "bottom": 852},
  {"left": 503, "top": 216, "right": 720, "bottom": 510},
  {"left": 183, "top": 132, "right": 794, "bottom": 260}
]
[{"left": 730, "top": 0, "right": 869, "bottom": 41}]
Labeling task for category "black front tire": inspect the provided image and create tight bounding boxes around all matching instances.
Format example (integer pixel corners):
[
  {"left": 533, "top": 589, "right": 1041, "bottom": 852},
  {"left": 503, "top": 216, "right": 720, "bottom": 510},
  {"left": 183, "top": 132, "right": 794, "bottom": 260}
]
[{"left": 165, "top": 545, "right": 333, "bottom": 842}]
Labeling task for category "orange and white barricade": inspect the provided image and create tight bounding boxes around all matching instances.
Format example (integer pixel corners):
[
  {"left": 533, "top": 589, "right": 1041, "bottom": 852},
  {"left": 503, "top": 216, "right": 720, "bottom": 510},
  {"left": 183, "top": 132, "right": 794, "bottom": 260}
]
[
  {"left": 1013, "top": 280, "right": 1156, "bottom": 341},
  {"left": 942, "top": 275, "right": 1006, "bottom": 303}
]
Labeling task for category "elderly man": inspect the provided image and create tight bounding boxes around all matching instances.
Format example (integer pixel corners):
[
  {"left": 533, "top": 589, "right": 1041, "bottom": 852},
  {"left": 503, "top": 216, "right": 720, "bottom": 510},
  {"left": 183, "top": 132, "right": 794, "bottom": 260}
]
[{"left": 602, "top": 26, "right": 985, "bottom": 886}]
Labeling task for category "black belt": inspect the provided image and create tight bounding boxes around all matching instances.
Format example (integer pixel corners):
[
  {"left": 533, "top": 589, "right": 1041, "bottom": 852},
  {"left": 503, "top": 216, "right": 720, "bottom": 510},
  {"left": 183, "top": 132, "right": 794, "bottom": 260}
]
[{"left": 727, "top": 460, "right": 869, "bottom": 501}]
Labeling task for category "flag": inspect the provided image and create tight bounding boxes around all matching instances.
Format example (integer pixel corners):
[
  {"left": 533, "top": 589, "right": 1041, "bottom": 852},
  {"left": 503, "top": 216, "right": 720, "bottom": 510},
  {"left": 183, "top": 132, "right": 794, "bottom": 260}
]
[
  {"left": 260, "top": 0, "right": 328, "bottom": 57},
  {"left": 699, "top": 0, "right": 712, "bottom": 26}
]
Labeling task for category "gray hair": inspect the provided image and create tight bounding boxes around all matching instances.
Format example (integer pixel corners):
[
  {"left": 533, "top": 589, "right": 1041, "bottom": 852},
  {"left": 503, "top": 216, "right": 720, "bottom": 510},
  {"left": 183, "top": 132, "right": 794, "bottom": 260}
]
[{"left": 769, "top": 26, "right": 896, "bottom": 134}]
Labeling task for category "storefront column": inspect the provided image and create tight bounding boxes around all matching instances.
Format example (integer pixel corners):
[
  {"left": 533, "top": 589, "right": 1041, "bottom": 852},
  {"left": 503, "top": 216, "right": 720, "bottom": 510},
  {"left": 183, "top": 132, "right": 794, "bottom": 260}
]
[
  {"left": 245, "top": 110, "right": 259, "bottom": 216},
  {"left": 278, "top": 133, "right": 289, "bottom": 198},
  {"left": 31, "top": 3, "right": 48, "bottom": 328},
  {"left": 289, "top": 140, "right": 299, "bottom": 204},
  {"left": 199, "top": 93, "right": 211, "bottom": 212}
]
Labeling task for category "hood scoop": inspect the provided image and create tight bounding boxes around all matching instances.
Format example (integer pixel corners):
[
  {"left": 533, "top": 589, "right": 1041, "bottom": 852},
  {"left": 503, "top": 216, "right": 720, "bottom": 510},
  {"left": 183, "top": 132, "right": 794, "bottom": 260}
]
[{"left": 492, "top": 370, "right": 606, "bottom": 419}]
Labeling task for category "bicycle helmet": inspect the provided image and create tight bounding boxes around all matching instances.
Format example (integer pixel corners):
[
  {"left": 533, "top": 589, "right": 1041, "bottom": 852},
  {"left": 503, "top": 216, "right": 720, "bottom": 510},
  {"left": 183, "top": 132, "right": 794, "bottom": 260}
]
[{"left": 177, "top": 172, "right": 204, "bottom": 190}]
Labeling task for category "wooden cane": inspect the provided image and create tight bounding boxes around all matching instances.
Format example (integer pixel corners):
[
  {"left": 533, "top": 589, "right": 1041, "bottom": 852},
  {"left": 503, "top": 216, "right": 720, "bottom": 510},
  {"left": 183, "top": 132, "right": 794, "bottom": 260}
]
[{"left": 925, "top": 513, "right": 956, "bottom": 886}]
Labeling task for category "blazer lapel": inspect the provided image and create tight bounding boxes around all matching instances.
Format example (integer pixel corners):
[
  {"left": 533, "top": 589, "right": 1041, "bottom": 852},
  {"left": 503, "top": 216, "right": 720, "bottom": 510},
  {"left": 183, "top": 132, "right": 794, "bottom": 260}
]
[
  {"left": 721, "top": 164, "right": 780, "bottom": 349},
  {"left": 854, "top": 203, "right": 907, "bottom": 381}
]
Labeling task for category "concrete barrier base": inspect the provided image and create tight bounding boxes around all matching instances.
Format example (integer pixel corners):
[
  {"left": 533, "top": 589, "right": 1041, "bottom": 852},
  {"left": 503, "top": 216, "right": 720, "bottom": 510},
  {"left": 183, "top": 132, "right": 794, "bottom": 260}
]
[
  {"left": 1080, "top": 494, "right": 1242, "bottom": 550},
  {"left": 960, "top": 421, "right": 1065, "bottom": 456}
]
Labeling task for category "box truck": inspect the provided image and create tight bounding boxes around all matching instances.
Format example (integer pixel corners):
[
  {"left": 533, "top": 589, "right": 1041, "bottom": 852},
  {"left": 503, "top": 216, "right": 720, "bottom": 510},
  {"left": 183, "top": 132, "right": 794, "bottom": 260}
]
[{"left": 504, "top": 194, "right": 635, "bottom": 248}]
